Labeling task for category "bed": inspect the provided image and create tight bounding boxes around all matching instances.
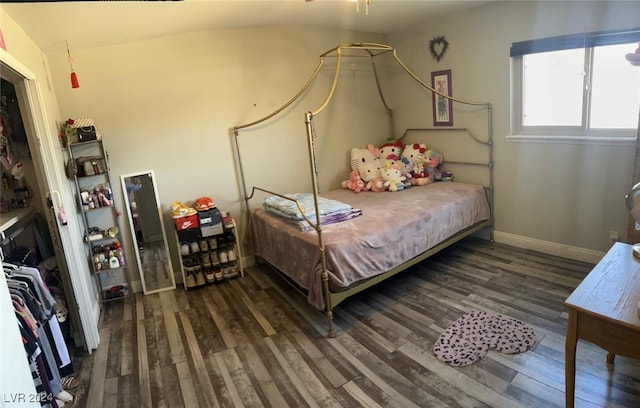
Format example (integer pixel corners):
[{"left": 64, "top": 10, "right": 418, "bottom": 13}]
[{"left": 233, "top": 43, "right": 493, "bottom": 337}]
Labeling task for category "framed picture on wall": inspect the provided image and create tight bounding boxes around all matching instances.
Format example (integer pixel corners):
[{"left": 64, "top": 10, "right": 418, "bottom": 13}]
[{"left": 431, "top": 70, "right": 453, "bottom": 126}]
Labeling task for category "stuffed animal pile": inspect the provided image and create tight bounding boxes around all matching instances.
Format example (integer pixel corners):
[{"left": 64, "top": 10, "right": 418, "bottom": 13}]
[{"left": 340, "top": 140, "right": 445, "bottom": 193}]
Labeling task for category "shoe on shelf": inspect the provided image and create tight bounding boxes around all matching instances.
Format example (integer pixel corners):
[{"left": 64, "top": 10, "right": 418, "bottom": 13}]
[
  {"left": 195, "top": 271, "right": 206, "bottom": 286},
  {"left": 199, "top": 239, "right": 208, "bottom": 252},
  {"left": 219, "top": 251, "right": 228, "bottom": 264},
  {"left": 210, "top": 251, "right": 220, "bottom": 265},
  {"left": 171, "top": 201, "right": 197, "bottom": 218},
  {"left": 214, "top": 268, "right": 223, "bottom": 282},
  {"left": 204, "top": 269, "right": 215, "bottom": 283},
  {"left": 183, "top": 259, "right": 195, "bottom": 274},
  {"left": 180, "top": 242, "right": 190, "bottom": 256},
  {"left": 208, "top": 238, "right": 217, "bottom": 250},
  {"left": 195, "top": 196, "right": 216, "bottom": 211},
  {"left": 227, "top": 249, "right": 237, "bottom": 262},
  {"left": 190, "top": 241, "right": 200, "bottom": 253},
  {"left": 186, "top": 273, "right": 197, "bottom": 289},
  {"left": 201, "top": 255, "right": 212, "bottom": 269}
]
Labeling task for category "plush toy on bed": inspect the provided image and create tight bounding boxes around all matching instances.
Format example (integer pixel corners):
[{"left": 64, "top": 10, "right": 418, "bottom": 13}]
[
  {"left": 341, "top": 170, "right": 365, "bottom": 193},
  {"left": 381, "top": 161, "right": 406, "bottom": 192},
  {"left": 357, "top": 162, "right": 386, "bottom": 192},
  {"left": 350, "top": 144, "right": 380, "bottom": 170},
  {"left": 402, "top": 143, "right": 427, "bottom": 166},
  {"left": 402, "top": 143, "right": 430, "bottom": 186},
  {"left": 397, "top": 156, "right": 414, "bottom": 188},
  {"left": 410, "top": 158, "right": 432, "bottom": 186},
  {"left": 379, "top": 140, "right": 405, "bottom": 161},
  {"left": 424, "top": 149, "right": 445, "bottom": 181}
]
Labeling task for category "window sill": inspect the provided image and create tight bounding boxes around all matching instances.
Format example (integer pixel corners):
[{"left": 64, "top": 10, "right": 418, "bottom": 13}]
[{"left": 506, "top": 134, "right": 637, "bottom": 146}]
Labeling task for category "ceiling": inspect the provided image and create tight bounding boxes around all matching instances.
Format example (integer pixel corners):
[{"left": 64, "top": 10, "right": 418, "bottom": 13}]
[{"left": 1, "top": 0, "right": 492, "bottom": 53}]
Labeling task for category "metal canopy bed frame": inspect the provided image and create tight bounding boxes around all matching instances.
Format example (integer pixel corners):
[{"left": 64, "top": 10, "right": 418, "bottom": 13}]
[{"left": 232, "top": 42, "right": 493, "bottom": 338}]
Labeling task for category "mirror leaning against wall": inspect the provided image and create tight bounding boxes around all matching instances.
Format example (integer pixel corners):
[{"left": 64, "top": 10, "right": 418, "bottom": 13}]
[{"left": 120, "top": 171, "right": 176, "bottom": 294}]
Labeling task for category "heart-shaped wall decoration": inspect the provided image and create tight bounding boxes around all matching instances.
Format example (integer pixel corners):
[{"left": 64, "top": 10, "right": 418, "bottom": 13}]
[{"left": 428, "top": 36, "right": 449, "bottom": 62}]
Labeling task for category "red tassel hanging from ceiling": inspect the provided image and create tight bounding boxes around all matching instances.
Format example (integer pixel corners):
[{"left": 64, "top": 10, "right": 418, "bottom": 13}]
[
  {"left": 70, "top": 71, "right": 79, "bottom": 89},
  {"left": 66, "top": 40, "right": 80, "bottom": 89}
]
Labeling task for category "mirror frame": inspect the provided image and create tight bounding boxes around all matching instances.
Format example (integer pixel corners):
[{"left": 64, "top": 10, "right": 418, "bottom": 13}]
[{"left": 120, "top": 170, "right": 176, "bottom": 295}]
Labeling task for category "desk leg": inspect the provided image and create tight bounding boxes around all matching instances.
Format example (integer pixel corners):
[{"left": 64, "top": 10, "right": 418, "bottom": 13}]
[{"left": 566, "top": 310, "right": 578, "bottom": 408}]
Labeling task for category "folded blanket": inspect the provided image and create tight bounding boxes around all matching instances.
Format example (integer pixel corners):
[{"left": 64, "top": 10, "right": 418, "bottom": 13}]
[
  {"left": 264, "top": 193, "right": 353, "bottom": 221},
  {"left": 289, "top": 208, "right": 363, "bottom": 231}
]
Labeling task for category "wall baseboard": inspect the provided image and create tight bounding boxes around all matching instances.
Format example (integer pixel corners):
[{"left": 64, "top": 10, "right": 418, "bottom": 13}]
[{"left": 493, "top": 230, "right": 604, "bottom": 265}]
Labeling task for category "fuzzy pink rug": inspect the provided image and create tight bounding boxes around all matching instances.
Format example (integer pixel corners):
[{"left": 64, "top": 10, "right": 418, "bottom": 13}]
[{"left": 432, "top": 310, "right": 537, "bottom": 366}]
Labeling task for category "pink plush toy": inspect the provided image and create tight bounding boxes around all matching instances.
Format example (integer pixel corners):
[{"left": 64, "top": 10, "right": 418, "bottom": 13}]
[{"left": 341, "top": 170, "right": 365, "bottom": 193}]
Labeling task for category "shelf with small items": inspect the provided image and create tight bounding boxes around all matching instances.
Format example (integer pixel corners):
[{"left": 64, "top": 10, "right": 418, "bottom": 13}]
[
  {"left": 68, "top": 138, "right": 132, "bottom": 303},
  {"left": 91, "top": 240, "right": 126, "bottom": 274},
  {"left": 101, "top": 284, "right": 130, "bottom": 302}
]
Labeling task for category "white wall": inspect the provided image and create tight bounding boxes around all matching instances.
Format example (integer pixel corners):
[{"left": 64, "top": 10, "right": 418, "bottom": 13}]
[
  {"left": 45, "top": 27, "right": 387, "bottom": 280},
  {"left": 388, "top": 0, "right": 640, "bottom": 260}
]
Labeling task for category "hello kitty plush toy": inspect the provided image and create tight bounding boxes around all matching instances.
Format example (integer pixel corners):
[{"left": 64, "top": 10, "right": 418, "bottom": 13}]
[
  {"left": 379, "top": 140, "right": 405, "bottom": 161},
  {"left": 411, "top": 158, "right": 432, "bottom": 186},
  {"left": 357, "top": 161, "right": 386, "bottom": 192},
  {"left": 350, "top": 144, "right": 380, "bottom": 170},
  {"left": 402, "top": 143, "right": 428, "bottom": 167},
  {"left": 381, "top": 161, "right": 406, "bottom": 192}
]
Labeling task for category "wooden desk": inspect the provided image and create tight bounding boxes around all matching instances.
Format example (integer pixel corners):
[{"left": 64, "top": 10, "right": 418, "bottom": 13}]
[{"left": 564, "top": 242, "right": 640, "bottom": 408}]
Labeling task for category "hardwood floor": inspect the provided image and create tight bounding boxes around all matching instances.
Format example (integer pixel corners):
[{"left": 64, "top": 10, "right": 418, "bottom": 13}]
[{"left": 67, "top": 237, "right": 640, "bottom": 407}]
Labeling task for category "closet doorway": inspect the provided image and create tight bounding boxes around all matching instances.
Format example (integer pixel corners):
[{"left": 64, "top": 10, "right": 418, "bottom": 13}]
[{"left": 1, "top": 58, "right": 89, "bottom": 350}]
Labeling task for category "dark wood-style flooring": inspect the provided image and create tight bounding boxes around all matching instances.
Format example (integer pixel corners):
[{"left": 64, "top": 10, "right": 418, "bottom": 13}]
[{"left": 67, "top": 237, "right": 640, "bottom": 407}]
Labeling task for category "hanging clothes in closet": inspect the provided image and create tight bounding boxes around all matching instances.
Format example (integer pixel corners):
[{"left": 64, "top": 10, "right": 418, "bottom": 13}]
[{"left": 4, "top": 261, "right": 76, "bottom": 407}]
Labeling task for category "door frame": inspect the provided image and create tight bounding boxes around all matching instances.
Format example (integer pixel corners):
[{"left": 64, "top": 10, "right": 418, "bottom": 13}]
[{"left": 0, "top": 47, "right": 100, "bottom": 351}]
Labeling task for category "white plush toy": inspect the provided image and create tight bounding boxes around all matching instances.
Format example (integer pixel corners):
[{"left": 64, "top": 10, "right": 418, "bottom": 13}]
[
  {"left": 381, "top": 161, "right": 406, "bottom": 192},
  {"left": 350, "top": 144, "right": 380, "bottom": 170},
  {"left": 402, "top": 142, "right": 428, "bottom": 166},
  {"left": 357, "top": 161, "right": 386, "bottom": 192}
]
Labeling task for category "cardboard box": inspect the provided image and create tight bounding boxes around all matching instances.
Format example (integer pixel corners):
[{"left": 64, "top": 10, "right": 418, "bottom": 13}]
[
  {"left": 198, "top": 208, "right": 221, "bottom": 227},
  {"left": 201, "top": 222, "right": 223, "bottom": 237},
  {"left": 173, "top": 213, "right": 199, "bottom": 230}
]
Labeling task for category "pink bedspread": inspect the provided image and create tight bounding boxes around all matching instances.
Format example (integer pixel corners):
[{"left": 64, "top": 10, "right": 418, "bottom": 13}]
[{"left": 246, "top": 182, "right": 490, "bottom": 309}]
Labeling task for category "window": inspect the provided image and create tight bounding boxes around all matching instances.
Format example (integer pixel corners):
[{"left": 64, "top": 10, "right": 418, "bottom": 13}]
[{"left": 511, "top": 28, "right": 640, "bottom": 138}]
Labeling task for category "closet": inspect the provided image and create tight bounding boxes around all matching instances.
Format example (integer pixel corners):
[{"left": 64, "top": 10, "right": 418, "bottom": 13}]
[{"left": 1, "top": 64, "right": 86, "bottom": 406}]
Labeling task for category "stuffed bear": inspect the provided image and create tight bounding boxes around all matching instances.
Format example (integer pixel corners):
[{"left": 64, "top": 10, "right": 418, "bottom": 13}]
[
  {"left": 424, "top": 149, "right": 444, "bottom": 181},
  {"left": 381, "top": 161, "right": 406, "bottom": 192},
  {"left": 357, "top": 161, "right": 386, "bottom": 192},
  {"left": 341, "top": 170, "right": 365, "bottom": 193},
  {"left": 379, "top": 140, "right": 405, "bottom": 161}
]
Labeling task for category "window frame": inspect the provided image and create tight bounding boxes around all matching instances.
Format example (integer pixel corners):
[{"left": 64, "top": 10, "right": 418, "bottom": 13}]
[{"left": 510, "top": 28, "right": 640, "bottom": 140}]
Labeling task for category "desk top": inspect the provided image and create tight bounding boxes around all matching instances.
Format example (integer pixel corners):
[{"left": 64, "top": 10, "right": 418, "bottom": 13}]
[{"left": 565, "top": 242, "right": 640, "bottom": 331}]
